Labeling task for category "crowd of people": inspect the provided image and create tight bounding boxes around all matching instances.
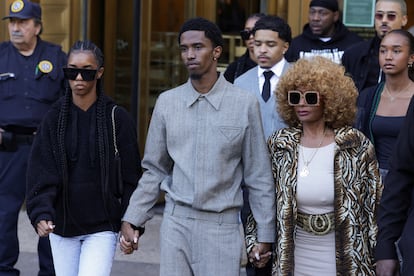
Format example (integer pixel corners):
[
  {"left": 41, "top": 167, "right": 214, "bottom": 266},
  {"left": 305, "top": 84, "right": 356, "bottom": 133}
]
[{"left": 1, "top": 0, "right": 414, "bottom": 275}]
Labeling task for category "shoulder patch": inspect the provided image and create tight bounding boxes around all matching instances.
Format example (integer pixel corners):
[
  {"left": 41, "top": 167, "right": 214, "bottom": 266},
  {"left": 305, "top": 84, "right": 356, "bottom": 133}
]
[{"left": 38, "top": 60, "right": 53, "bottom": 74}]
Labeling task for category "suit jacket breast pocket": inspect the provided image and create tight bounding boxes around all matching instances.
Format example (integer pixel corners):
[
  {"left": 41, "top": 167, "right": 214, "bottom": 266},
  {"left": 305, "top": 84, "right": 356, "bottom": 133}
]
[{"left": 217, "top": 126, "right": 243, "bottom": 157}]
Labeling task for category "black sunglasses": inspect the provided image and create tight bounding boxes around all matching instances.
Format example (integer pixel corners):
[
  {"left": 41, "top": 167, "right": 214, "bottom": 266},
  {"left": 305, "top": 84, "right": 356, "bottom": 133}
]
[
  {"left": 63, "top": 67, "right": 98, "bottom": 81},
  {"left": 240, "top": 29, "right": 253, "bottom": 41},
  {"left": 288, "top": 90, "right": 320, "bottom": 106},
  {"left": 375, "top": 12, "right": 397, "bottom": 21}
]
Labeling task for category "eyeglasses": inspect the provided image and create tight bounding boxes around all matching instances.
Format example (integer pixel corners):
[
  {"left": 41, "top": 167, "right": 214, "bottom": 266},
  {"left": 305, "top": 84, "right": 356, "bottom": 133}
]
[
  {"left": 288, "top": 90, "right": 320, "bottom": 106},
  {"left": 63, "top": 67, "right": 98, "bottom": 81},
  {"left": 240, "top": 29, "right": 253, "bottom": 40},
  {"left": 375, "top": 12, "right": 397, "bottom": 21}
]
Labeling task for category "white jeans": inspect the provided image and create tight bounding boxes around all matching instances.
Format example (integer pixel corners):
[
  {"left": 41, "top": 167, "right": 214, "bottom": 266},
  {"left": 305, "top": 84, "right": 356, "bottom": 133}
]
[{"left": 49, "top": 231, "right": 118, "bottom": 276}]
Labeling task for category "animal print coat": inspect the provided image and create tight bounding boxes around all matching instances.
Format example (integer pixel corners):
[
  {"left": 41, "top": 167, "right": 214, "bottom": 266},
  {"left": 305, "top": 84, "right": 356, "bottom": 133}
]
[{"left": 245, "top": 126, "right": 382, "bottom": 275}]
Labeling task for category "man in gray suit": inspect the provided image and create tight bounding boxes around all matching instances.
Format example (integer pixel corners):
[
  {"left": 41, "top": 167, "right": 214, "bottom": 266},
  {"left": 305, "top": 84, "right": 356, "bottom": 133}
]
[
  {"left": 234, "top": 15, "right": 292, "bottom": 276},
  {"left": 235, "top": 15, "right": 292, "bottom": 139},
  {"left": 119, "top": 17, "right": 276, "bottom": 276}
]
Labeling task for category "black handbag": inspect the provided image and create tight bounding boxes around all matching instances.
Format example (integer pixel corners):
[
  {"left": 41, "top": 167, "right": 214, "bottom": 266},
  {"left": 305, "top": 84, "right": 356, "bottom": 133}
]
[{"left": 111, "top": 105, "right": 123, "bottom": 197}]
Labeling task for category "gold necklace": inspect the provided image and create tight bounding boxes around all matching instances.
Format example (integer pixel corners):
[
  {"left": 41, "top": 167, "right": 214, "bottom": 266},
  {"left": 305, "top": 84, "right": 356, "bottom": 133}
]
[
  {"left": 299, "top": 128, "right": 326, "bottom": 178},
  {"left": 384, "top": 83, "right": 412, "bottom": 102}
]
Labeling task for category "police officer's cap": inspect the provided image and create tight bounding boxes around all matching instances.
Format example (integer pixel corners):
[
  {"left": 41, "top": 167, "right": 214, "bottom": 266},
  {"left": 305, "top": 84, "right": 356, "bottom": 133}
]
[{"left": 2, "top": 0, "right": 42, "bottom": 21}]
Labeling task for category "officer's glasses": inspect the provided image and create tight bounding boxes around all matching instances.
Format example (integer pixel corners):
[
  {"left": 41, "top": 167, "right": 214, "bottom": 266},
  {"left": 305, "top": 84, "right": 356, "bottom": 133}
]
[
  {"left": 288, "top": 91, "right": 320, "bottom": 106},
  {"left": 63, "top": 68, "right": 98, "bottom": 81}
]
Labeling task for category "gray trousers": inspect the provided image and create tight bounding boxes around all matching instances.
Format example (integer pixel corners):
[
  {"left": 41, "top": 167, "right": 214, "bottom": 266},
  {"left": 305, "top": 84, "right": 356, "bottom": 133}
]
[{"left": 160, "top": 202, "right": 242, "bottom": 276}]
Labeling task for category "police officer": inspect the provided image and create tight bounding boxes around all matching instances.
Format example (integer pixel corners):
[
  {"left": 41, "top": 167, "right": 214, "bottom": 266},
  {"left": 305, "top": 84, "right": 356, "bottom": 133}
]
[{"left": 0, "top": 0, "right": 67, "bottom": 275}]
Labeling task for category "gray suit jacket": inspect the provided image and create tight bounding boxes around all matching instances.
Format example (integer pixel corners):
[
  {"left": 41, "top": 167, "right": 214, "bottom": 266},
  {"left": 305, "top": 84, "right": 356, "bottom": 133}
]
[{"left": 234, "top": 62, "right": 291, "bottom": 139}]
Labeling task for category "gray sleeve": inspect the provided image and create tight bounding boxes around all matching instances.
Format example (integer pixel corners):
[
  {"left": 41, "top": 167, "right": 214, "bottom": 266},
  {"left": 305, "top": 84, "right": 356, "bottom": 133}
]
[
  {"left": 242, "top": 98, "right": 276, "bottom": 242},
  {"left": 122, "top": 98, "right": 173, "bottom": 227}
]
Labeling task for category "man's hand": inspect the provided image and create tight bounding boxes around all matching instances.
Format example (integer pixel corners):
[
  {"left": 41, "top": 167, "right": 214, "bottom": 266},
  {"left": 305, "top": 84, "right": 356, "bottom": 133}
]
[
  {"left": 36, "top": 220, "right": 55, "bottom": 237},
  {"left": 248, "top": 242, "right": 272, "bottom": 268},
  {"left": 119, "top": 221, "right": 140, "bottom": 255},
  {"left": 376, "top": 259, "right": 400, "bottom": 276}
]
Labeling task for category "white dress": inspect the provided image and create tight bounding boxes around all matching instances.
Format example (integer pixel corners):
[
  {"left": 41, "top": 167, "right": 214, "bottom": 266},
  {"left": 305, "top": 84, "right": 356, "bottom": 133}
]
[{"left": 294, "top": 142, "right": 336, "bottom": 275}]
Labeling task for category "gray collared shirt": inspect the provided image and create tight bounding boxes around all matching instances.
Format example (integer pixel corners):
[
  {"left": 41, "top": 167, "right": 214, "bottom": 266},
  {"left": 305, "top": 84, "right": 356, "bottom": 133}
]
[{"left": 123, "top": 74, "right": 275, "bottom": 242}]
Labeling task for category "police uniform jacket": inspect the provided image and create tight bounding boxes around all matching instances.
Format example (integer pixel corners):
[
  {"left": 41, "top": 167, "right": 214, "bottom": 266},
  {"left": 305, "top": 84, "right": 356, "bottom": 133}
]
[{"left": 0, "top": 38, "right": 67, "bottom": 149}]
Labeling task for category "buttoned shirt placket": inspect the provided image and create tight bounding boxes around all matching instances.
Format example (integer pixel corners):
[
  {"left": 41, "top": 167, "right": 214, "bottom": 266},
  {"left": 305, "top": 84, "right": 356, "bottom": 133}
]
[{"left": 193, "top": 95, "right": 208, "bottom": 207}]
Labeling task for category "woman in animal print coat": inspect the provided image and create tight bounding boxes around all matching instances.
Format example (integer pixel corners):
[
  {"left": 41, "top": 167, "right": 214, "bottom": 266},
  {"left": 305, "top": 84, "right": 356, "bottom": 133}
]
[{"left": 246, "top": 56, "right": 382, "bottom": 276}]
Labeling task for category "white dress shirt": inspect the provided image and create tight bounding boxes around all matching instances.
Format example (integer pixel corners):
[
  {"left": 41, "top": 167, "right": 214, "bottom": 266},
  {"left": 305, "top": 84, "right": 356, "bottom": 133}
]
[{"left": 257, "top": 58, "right": 287, "bottom": 96}]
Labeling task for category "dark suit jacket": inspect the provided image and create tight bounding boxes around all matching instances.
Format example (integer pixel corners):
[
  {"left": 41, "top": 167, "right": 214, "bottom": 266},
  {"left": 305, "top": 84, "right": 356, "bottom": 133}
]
[{"left": 376, "top": 96, "right": 414, "bottom": 274}]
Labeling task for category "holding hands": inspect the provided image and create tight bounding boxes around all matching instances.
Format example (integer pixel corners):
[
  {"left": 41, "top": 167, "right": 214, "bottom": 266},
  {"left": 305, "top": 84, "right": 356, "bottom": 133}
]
[
  {"left": 36, "top": 220, "right": 55, "bottom": 237},
  {"left": 249, "top": 242, "right": 272, "bottom": 268},
  {"left": 119, "top": 221, "right": 140, "bottom": 255}
]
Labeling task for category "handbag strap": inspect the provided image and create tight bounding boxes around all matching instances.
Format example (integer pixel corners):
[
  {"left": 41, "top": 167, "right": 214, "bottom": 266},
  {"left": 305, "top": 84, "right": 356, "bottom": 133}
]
[{"left": 111, "top": 105, "right": 119, "bottom": 156}]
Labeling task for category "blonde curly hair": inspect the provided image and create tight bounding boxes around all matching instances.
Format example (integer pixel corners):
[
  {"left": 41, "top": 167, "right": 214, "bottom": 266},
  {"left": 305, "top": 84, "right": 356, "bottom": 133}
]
[{"left": 276, "top": 56, "right": 358, "bottom": 129}]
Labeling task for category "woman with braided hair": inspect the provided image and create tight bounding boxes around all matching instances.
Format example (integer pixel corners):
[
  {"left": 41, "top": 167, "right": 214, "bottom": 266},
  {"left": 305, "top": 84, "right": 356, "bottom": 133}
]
[{"left": 26, "top": 40, "right": 142, "bottom": 275}]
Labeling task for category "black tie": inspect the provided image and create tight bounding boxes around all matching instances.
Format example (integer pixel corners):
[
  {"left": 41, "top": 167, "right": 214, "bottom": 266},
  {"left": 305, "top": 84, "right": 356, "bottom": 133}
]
[{"left": 262, "top": 71, "right": 274, "bottom": 102}]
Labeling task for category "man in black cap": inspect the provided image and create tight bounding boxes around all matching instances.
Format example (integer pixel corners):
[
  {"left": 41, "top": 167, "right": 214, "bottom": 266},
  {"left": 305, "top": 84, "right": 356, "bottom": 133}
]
[
  {"left": 0, "top": 0, "right": 67, "bottom": 275},
  {"left": 285, "top": 0, "right": 362, "bottom": 64}
]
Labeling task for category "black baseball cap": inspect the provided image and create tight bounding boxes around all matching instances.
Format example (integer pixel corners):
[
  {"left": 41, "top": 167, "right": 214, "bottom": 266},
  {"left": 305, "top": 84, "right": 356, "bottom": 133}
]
[
  {"left": 309, "top": 0, "right": 339, "bottom": 12},
  {"left": 3, "top": 0, "right": 42, "bottom": 20}
]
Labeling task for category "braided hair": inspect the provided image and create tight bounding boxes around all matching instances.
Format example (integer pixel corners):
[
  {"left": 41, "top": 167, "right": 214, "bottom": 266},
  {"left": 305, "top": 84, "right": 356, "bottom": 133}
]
[{"left": 57, "top": 40, "right": 111, "bottom": 233}]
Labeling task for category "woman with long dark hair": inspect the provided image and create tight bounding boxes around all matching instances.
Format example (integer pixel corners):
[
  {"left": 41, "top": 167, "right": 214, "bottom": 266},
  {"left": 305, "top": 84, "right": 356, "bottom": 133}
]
[
  {"left": 26, "top": 40, "right": 142, "bottom": 275},
  {"left": 356, "top": 29, "right": 414, "bottom": 181}
]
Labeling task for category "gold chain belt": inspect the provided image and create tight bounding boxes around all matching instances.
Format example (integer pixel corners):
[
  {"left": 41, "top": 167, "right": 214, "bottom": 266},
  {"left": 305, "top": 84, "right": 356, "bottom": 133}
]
[{"left": 296, "top": 212, "right": 335, "bottom": 235}]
